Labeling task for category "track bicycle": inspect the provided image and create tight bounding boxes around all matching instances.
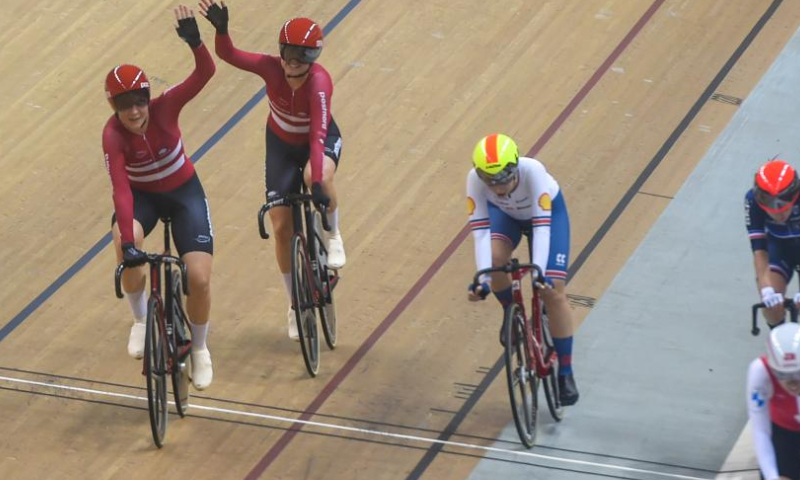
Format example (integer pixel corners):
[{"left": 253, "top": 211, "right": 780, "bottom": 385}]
[
  {"left": 114, "top": 217, "right": 192, "bottom": 448},
  {"left": 471, "top": 259, "right": 563, "bottom": 448},
  {"left": 258, "top": 183, "right": 338, "bottom": 377}
]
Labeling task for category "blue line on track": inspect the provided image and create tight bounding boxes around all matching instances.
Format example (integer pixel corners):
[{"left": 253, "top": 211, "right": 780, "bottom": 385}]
[{"left": 0, "top": 0, "right": 364, "bottom": 344}]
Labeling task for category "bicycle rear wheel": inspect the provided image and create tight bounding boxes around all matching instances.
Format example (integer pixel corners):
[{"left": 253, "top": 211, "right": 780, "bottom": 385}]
[
  {"left": 145, "top": 296, "right": 168, "bottom": 448},
  {"left": 541, "top": 312, "right": 564, "bottom": 421},
  {"left": 169, "top": 270, "right": 191, "bottom": 418},
  {"left": 291, "top": 234, "right": 320, "bottom": 376},
  {"left": 503, "top": 303, "right": 538, "bottom": 448},
  {"left": 313, "top": 212, "right": 337, "bottom": 349}
]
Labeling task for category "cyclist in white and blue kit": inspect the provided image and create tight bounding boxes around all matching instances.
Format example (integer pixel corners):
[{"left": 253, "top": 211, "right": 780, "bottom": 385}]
[{"left": 466, "top": 133, "right": 578, "bottom": 406}]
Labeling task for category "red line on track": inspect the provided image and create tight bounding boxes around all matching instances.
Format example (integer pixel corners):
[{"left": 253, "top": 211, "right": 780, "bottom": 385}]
[{"left": 244, "top": 1, "right": 665, "bottom": 478}]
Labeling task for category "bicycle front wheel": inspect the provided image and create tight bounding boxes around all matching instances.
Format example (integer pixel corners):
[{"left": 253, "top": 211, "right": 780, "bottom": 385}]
[
  {"left": 313, "top": 211, "right": 337, "bottom": 349},
  {"left": 145, "top": 296, "right": 168, "bottom": 448},
  {"left": 503, "top": 303, "right": 538, "bottom": 448},
  {"left": 541, "top": 312, "right": 564, "bottom": 422},
  {"left": 292, "top": 234, "right": 320, "bottom": 377},
  {"left": 169, "top": 269, "right": 191, "bottom": 418}
]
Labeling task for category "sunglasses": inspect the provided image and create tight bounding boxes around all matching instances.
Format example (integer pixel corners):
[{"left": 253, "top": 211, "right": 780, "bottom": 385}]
[
  {"left": 280, "top": 45, "right": 320, "bottom": 65},
  {"left": 476, "top": 166, "right": 518, "bottom": 186},
  {"left": 113, "top": 90, "right": 150, "bottom": 111}
]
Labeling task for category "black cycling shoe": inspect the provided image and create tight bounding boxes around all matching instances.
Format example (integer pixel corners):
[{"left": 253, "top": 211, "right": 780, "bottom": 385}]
[{"left": 558, "top": 373, "right": 579, "bottom": 406}]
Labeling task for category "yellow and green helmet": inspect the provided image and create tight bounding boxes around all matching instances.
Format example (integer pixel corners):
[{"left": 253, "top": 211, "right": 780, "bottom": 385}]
[{"left": 472, "top": 134, "right": 519, "bottom": 185}]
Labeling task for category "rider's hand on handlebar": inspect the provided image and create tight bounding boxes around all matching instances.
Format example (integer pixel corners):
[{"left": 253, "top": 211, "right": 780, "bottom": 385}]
[
  {"left": 311, "top": 182, "right": 330, "bottom": 209},
  {"left": 761, "top": 286, "right": 784, "bottom": 309},
  {"left": 468, "top": 282, "right": 490, "bottom": 302},
  {"left": 121, "top": 243, "right": 148, "bottom": 267}
]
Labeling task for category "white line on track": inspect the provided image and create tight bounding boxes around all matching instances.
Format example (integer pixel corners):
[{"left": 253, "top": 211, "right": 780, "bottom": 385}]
[{"left": 0, "top": 374, "right": 712, "bottom": 480}]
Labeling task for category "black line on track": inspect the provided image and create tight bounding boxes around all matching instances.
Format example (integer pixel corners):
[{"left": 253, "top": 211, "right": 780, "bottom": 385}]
[
  {"left": 0, "top": 373, "right": 719, "bottom": 473},
  {"left": 0, "top": 385, "right": 713, "bottom": 479},
  {"left": 637, "top": 191, "right": 674, "bottom": 200},
  {"left": 404, "top": 0, "right": 784, "bottom": 478}
]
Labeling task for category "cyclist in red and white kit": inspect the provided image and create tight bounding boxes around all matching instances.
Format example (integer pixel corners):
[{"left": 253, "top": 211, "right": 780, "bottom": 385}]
[
  {"left": 747, "top": 322, "right": 800, "bottom": 480},
  {"left": 200, "top": 0, "right": 345, "bottom": 340},
  {"left": 103, "top": 6, "right": 215, "bottom": 389}
]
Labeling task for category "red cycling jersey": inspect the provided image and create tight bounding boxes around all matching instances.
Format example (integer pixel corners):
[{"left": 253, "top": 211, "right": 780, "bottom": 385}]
[
  {"left": 102, "top": 45, "right": 215, "bottom": 244},
  {"left": 762, "top": 357, "right": 800, "bottom": 432},
  {"left": 214, "top": 33, "right": 333, "bottom": 184}
]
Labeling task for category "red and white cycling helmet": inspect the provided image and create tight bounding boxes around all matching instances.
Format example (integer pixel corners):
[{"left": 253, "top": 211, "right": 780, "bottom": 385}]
[
  {"left": 105, "top": 64, "right": 150, "bottom": 110},
  {"left": 766, "top": 322, "right": 800, "bottom": 382},
  {"left": 279, "top": 17, "right": 323, "bottom": 64},
  {"left": 753, "top": 159, "right": 800, "bottom": 214}
]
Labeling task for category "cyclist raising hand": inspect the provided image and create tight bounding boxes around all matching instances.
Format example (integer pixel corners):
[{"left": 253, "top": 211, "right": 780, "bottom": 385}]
[
  {"left": 103, "top": 5, "right": 216, "bottom": 390},
  {"left": 466, "top": 134, "right": 579, "bottom": 406},
  {"left": 199, "top": 0, "right": 346, "bottom": 341}
]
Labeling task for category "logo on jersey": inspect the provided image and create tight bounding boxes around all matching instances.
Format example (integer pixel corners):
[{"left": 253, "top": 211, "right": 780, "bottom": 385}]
[
  {"left": 158, "top": 148, "right": 168, "bottom": 157},
  {"left": 195, "top": 235, "right": 211, "bottom": 244},
  {"left": 467, "top": 196, "right": 475, "bottom": 215},
  {"left": 750, "top": 390, "right": 765, "bottom": 408},
  {"left": 555, "top": 253, "right": 566, "bottom": 267},
  {"left": 136, "top": 150, "right": 147, "bottom": 159},
  {"left": 744, "top": 198, "right": 751, "bottom": 225},
  {"left": 104, "top": 153, "right": 110, "bottom": 174},
  {"left": 538, "top": 193, "right": 552, "bottom": 211}
]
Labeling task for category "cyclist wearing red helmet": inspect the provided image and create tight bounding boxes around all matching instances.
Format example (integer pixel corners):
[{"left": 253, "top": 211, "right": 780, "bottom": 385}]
[
  {"left": 747, "top": 322, "right": 800, "bottom": 480},
  {"left": 746, "top": 159, "right": 800, "bottom": 327},
  {"left": 200, "top": 1, "right": 345, "bottom": 340},
  {"left": 103, "top": 6, "right": 216, "bottom": 390}
]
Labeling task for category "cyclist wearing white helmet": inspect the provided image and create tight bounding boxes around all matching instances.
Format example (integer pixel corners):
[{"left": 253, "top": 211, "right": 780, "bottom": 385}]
[
  {"left": 466, "top": 134, "right": 578, "bottom": 406},
  {"left": 747, "top": 322, "right": 800, "bottom": 480}
]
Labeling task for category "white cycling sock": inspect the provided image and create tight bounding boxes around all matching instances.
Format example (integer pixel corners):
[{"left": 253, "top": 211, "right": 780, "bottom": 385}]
[
  {"left": 190, "top": 322, "right": 209, "bottom": 352},
  {"left": 127, "top": 289, "right": 147, "bottom": 323},
  {"left": 282, "top": 273, "right": 292, "bottom": 301},
  {"left": 326, "top": 208, "right": 339, "bottom": 233}
]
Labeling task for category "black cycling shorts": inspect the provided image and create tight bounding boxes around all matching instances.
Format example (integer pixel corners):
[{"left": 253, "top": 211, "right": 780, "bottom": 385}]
[
  {"left": 765, "top": 422, "right": 800, "bottom": 480},
  {"left": 111, "top": 173, "right": 214, "bottom": 256},
  {"left": 265, "top": 118, "right": 342, "bottom": 197}
]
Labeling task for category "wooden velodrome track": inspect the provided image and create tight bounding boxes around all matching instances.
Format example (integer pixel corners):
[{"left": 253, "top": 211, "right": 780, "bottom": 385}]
[{"left": 2, "top": 0, "right": 800, "bottom": 478}]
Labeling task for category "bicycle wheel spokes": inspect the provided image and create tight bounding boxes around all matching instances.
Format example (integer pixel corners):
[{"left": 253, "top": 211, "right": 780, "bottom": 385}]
[
  {"left": 292, "top": 234, "right": 320, "bottom": 377},
  {"left": 313, "top": 212, "right": 337, "bottom": 349},
  {"left": 503, "top": 304, "right": 537, "bottom": 448},
  {"left": 541, "top": 313, "right": 564, "bottom": 421},
  {"left": 170, "top": 270, "right": 191, "bottom": 418},
  {"left": 145, "top": 296, "right": 168, "bottom": 448}
]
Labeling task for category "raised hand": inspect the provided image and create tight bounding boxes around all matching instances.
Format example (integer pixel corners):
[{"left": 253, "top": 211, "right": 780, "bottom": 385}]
[
  {"left": 198, "top": 0, "right": 229, "bottom": 34},
  {"left": 175, "top": 5, "right": 202, "bottom": 48}
]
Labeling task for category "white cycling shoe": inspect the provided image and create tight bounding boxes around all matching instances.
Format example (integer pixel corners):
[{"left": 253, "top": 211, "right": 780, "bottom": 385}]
[
  {"left": 190, "top": 348, "right": 213, "bottom": 390},
  {"left": 127, "top": 322, "right": 146, "bottom": 359},
  {"left": 327, "top": 230, "right": 346, "bottom": 269}
]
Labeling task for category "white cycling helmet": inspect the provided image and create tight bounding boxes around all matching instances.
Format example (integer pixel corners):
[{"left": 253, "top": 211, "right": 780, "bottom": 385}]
[{"left": 767, "top": 323, "right": 800, "bottom": 379}]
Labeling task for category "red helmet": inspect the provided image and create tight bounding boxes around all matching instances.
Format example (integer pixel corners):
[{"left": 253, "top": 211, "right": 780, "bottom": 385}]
[
  {"left": 278, "top": 18, "right": 323, "bottom": 64},
  {"left": 754, "top": 160, "right": 800, "bottom": 214},
  {"left": 105, "top": 64, "right": 150, "bottom": 100}
]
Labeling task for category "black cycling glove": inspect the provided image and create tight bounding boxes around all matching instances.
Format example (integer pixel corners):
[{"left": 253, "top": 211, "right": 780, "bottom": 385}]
[
  {"left": 202, "top": 2, "right": 229, "bottom": 35},
  {"left": 176, "top": 16, "right": 202, "bottom": 48},
  {"left": 121, "top": 243, "right": 148, "bottom": 267}
]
